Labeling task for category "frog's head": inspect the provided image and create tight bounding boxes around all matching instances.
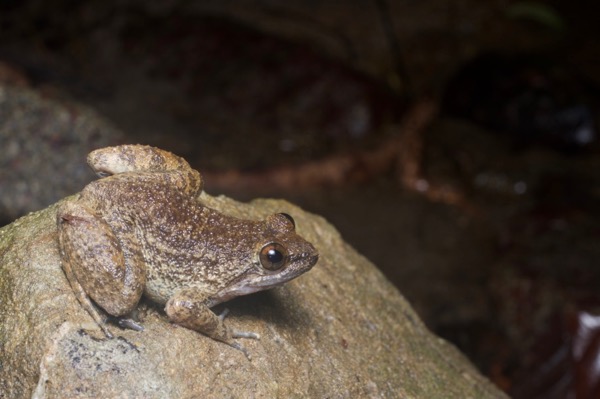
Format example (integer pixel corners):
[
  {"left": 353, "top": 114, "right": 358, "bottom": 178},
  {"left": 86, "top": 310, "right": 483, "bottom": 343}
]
[{"left": 209, "top": 213, "right": 318, "bottom": 305}]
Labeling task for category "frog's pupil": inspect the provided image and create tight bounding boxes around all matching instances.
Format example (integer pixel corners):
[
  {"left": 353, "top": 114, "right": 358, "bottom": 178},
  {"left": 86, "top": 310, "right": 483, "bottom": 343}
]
[{"left": 267, "top": 249, "right": 283, "bottom": 264}]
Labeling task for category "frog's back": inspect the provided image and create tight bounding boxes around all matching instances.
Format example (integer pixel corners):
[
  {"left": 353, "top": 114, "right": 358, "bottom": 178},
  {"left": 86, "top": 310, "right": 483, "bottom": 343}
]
[{"left": 81, "top": 172, "right": 188, "bottom": 213}]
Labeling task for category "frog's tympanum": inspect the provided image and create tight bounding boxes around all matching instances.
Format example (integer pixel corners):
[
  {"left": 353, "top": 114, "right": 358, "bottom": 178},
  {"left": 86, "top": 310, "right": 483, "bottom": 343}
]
[{"left": 57, "top": 145, "right": 318, "bottom": 356}]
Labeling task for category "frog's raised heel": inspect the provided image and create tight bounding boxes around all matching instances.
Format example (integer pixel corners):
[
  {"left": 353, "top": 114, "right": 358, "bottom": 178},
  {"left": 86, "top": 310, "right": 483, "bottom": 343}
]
[{"left": 87, "top": 144, "right": 203, "bottom": 195}]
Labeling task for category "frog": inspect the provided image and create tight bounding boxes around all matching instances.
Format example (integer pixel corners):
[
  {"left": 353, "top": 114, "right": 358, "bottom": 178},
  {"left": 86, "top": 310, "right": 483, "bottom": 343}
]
[{"left": 56, "top": 144, "right": 319, "bottom": 357}]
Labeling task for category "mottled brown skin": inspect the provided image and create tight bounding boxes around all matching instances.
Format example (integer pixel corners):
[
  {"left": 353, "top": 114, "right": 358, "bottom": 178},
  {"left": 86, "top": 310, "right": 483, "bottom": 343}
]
[{"left": 57, "top": 145, "right": 319, "bottom": 356}]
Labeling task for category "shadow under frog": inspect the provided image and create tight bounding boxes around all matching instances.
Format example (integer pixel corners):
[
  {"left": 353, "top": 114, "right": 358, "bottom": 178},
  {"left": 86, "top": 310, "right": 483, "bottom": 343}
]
[{"left": 56, "top": 145, "right": 319, "bottom": 357}]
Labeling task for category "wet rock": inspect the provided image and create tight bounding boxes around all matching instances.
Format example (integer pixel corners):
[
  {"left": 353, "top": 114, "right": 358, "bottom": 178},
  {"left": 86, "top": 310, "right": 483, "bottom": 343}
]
[{"left": 0, "top": 192, "right": 507, "bottom": 398}]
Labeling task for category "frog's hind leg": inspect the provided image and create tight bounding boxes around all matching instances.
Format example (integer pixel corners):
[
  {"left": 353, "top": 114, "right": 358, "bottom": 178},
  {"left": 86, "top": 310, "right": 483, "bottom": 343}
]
[
  {"left": 57, "top": 201, "right": 145, "bottom": 336},
  {"left": 87, "top": 145, "right": 203, "bottom": 196},
  {"left": 60, "top": 254, "right": 114, "bottom": 338}
]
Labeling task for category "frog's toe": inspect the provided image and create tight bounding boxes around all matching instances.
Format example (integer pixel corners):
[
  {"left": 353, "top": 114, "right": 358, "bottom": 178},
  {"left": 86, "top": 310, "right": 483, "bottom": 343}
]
[
  {"left": 229, "top": 341, "right": 252, "bottom": 360},
  {"left": 217, "top": 308, "right": 230, "bottom": 321},
  {"left": 114, "top": 317, "right": 144, "bottom": 332},
  {"left": 218, "top": 308, "right": 260, "bottom": 340},
  {"left": 232, "top": 330, "right": 260, "bottom": 340},
  {"left": 98, "top": 322, "right": 114, "bottom": 339}
]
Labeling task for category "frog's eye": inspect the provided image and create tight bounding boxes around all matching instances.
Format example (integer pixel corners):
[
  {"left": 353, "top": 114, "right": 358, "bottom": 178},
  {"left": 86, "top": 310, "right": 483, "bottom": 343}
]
[
  {"left": 278, "top": 213, "right": 295, "bottom": 228},
  {"left": 267, "top": 213, "right": 295, "bottom": 233},
  {"left": 259, "top": 243, "right": 289, "bottom": 271}
]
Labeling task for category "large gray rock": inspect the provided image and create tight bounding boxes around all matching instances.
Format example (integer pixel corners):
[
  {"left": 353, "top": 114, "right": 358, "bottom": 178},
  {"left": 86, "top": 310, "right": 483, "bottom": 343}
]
[
  {"left": 0, "top": 85, "right": 124, "bottom": 224},
  {"left": 0, "top": 193, "right": 507, "bottom": 398}
]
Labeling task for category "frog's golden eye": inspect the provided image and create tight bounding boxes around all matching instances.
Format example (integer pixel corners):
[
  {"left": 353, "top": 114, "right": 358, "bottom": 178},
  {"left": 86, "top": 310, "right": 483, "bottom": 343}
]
[{"left": 259, "top": 243, "right": 289, "bottom": 271}]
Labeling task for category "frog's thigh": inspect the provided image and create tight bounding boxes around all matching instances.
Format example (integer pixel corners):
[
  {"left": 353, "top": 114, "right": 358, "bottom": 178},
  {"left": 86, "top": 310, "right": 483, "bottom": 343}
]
[
  {"left": 57, "top": 201, "right": 144, "bottom": 317},
  {"left": 165, "top": 289, "right": 233, "bottom": 344}
]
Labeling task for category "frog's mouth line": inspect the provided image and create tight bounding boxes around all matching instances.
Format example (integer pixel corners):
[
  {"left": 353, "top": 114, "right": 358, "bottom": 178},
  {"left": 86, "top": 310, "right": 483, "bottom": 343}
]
[
  {"left": 209, "top": 253, "right": 318, "bottom": 306},
  {"left": 208, "top": 280, "right": 282, "bottom": 307}
]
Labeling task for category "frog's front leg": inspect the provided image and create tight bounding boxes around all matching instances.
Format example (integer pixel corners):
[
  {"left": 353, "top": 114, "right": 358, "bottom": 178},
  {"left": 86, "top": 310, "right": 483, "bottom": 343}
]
[
  {"left": 57, "top": 201, "right": 146, "bottom": 336},
  {"left": 165, "top": 288, "right": 259, "bottom": 357}
]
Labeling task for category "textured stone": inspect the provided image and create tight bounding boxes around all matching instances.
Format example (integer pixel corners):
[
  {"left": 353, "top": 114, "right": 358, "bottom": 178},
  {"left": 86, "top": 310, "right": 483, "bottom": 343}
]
[
  {"left": 0, "top": 85, "right": 123, "bottom": 224},
  {"left": 0, "top": 193, "right": 507, "bottom": 398}
]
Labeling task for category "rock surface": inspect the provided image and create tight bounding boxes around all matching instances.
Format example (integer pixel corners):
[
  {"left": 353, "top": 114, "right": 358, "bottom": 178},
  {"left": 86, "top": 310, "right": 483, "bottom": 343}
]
[
  {"left": 0, "top": 84, "right": 124, "bottom": 224},
  {"left": 0, "top": 192, "right": 507, "bottom": 398}
]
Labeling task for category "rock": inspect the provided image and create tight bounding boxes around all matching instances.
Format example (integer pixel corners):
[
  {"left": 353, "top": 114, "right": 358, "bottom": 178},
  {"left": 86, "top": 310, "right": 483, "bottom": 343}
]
[
  {"left": 0, "top": 84, "right": 124, "bottom": 225},
  {"left": 0, "top": 192, "right": 507, "bottom": 398}
]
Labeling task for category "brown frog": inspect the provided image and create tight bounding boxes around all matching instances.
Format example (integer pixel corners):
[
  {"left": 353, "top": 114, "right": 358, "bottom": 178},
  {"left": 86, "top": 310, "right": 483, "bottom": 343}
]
[{"left": 56, "top": 145, "right": 318, "bottom": 356}]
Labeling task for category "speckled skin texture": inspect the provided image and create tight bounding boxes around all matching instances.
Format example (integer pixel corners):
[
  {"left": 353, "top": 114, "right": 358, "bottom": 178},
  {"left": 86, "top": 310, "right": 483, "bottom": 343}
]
[{"left": 57, "top": 145, "right": 318, "bottom": 350}]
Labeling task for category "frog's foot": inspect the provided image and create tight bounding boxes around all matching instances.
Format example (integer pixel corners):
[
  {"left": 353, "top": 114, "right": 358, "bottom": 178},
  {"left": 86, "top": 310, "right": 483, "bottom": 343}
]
[
  {"left": 97, "top": 317, "right": 114, "bottom": 339},
  {"left": 219, "top": 309, "right": 260, "bottom": 340},
  {"left": 216, "top": 308, "right": 260, "bottom": 359},
  {"left": 75, "top": 298, "right": 114, "bottom": 339},
  {"left": 229, "top": 342, "right": 252, "bottom": 360}
]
